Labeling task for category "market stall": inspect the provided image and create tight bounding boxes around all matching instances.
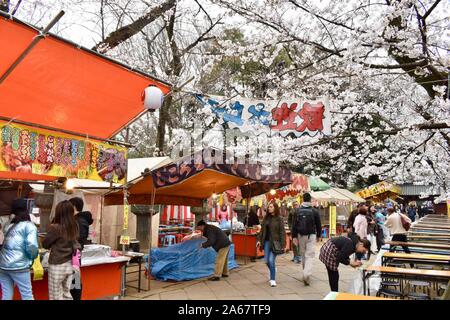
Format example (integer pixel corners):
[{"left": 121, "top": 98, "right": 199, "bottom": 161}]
[
  {"left": 0, "top": 12, "right": 171, "bottom": 300},
  {"left": 104, "top": 147, "right": 293, "bottom": 281},
  {"left": 356, "top": 181, "right": 401, "bottom": 203},
  {"left": 311, "top": 187, "right": 365, "bottom": 237},
  {"left": 233, "top": 173, "right": 310, "bottom": 259}
]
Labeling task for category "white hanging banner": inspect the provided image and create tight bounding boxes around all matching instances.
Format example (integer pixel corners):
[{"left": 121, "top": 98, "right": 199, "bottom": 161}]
[{"left": 195, "top": 94, "right": 331, "bottom": 137}]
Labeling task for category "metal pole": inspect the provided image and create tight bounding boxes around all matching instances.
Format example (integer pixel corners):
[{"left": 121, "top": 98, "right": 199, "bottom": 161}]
[
  {"left": 11, "top": 0, "right": 23, "bottom": 15},
  {"left": 0, "top": 10, "right": 65, "bottom": 84},
  {"left": 147, "top": 187, "right": 156, "bottom": 291},
  {"left": 99, "top": 195, "right": 104, "bottom": 244}
]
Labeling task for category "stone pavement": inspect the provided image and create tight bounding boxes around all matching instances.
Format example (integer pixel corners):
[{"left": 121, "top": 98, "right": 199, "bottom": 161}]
[{"left": 123, "top": 243, "right": 374, "bottom": 300}]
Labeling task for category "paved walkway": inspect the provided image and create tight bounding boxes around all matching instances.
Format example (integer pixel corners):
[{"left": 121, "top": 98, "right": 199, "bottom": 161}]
[{"left": 123, "top": 243, "right": 373, "bottom": 300}]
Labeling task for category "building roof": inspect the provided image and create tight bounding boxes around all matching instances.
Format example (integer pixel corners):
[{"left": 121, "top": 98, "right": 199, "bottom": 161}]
[{"left": 399, "top": 184, "right": 441, "bottom": 196}]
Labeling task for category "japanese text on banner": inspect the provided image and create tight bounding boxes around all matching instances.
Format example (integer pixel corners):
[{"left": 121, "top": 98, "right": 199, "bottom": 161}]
[{"left": 0, "top": 120, "right": 127, "bottom": 183}]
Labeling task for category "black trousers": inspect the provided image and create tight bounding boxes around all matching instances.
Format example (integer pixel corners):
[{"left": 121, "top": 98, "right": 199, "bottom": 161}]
[
  {"left": 70, "top": 256, "right": 82, "bottom": 300},
  {"left": 376, "top": 227, "right": 384, "bottom": 251},
  {"left": 391, "top": 234, "right": 410, "bottom": 253},
  {"left": 326, "top": 268, "right": 339, "bottom": 292}
]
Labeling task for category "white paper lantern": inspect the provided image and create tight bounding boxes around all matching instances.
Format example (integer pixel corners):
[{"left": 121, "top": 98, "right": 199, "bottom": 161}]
[{"left": 142, "top": 85, "right": 164, "bottom": 111}]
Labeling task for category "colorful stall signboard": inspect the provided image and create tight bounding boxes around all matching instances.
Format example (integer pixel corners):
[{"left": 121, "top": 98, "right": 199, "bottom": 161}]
[
  {"left": 329, "top": 205, "right": 336, "bottom": 236},
  {"left": 356, "top": 181, "right": 401, "bottom": 199},
  {"left": 195, "top": 94, "right": 331, "bottom": 137},
  {"left": 0, "top": 120, "right": 127, "bottom": 183}
]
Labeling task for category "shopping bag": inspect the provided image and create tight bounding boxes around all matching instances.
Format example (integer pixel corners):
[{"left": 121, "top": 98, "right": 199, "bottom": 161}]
[{"left": 32, "top": 255, "right": 44, "bottom": 281}]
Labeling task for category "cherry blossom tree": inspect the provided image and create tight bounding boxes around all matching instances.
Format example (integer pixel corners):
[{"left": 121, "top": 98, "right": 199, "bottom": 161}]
[
  {"left": 197, "top": 0, "right": 449, "bottom": 196},
  {"left": 7, "top": 0, "right": 450, "bottom": 197}
]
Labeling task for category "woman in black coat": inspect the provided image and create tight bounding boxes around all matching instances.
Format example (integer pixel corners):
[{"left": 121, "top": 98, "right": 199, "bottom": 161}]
[{"left": 319, "top": 234, "right": 371, "bottom": 292}]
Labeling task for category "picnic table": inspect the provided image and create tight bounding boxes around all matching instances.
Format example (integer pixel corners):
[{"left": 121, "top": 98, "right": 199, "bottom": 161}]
[
  {"left": 412, "top": 225, "right": 450, "bottom": 230},
  {"left": 382, "top": 245, "right": 450, "bottom": 256},
  {"left": 386, "top": 241, "right": 450, "bottom": 250},
  {"left": 362, "top": 266, "right": 450, "bottom": 296},
  {"left": 382, "top": 252, "right": 450, "bottom": 268}
]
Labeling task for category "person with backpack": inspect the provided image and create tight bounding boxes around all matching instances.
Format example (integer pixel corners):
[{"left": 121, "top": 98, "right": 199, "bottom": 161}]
[
  {"left": 0, "top": 198, "right": 39, "bottom": 300},
  {"left": 292, "top": 193, "right": 322, "bottom": 286},
  {"left": 42, "top": 200, "right": 81, "bottom": 300}
]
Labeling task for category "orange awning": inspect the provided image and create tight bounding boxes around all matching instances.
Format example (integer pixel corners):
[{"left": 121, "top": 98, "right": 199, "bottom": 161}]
[{"left": 0, "top": 13, "right": 171, "bottom": 140}]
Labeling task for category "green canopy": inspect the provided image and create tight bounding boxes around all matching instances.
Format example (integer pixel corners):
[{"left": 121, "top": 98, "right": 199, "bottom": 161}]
[{"left": 308, "top": 176, "right": 331, "bottom": 191}]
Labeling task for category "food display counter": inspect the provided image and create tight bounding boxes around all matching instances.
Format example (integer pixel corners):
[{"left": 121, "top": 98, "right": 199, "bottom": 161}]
[
  {"left": 0, "top": 245, "right": 130, "bottom": 300},
  {"left": 232, "top": 228, "right": 292, "bottom": 259}
]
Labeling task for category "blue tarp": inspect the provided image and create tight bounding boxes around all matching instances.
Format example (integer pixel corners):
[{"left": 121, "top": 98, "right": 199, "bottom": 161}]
[{"left": 148, "top": 239, "right": 239, "bottom": 281}]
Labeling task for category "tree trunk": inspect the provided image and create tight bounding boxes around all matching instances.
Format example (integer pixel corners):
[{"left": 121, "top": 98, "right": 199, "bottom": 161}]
[
  {"left": 156, "top": 95, "right": 172, "bottom": 150},
  {"left": 156, "top": 6, "right": 182, "bottom": 151}
]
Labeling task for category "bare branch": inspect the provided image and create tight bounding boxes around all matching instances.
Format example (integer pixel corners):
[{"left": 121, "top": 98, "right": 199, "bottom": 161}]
[
  {"left": 422, "top": 0, "right": 442, "bottom": 20},
  {"left": 92, "top": 0, "right": 176, "bottom": 53}
]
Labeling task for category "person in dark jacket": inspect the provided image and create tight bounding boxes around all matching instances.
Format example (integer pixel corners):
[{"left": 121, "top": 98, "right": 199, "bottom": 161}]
[
  {"left": 257, "top": 201, "right": 286, "bottom": 287},
  {"left": 288, "top": 201, "right": 301, "bottom": 264},
  {"left": 407, "top": 204, "right": 417, "bottom": 222},
  {"left": 292, "top": 193, "right": 322, "bottom": 286},
  {"left": 69, "top": 197, "right": 93, "bottom": 248},
  {"left": 43, "top": 201, "right": 81, "bottom": 300},
  {"left": 197, "top": 220, "right": 231, "bottom": 281},
  {"left": 319, "top": 233, "right": 371, "bottom": 292},
  {"left": 244, "top": 207, "right": 260, "bottom": 228},
  {"left": 347, "top": 204, "right": 364, "bottom": 234}
]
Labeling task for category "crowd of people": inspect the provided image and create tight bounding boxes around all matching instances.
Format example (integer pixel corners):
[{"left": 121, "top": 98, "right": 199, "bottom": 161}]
[
  {"left": 199, "top": 194, "right": 421, "bottom": 293},
  {"left": 0, "top": 192, "right": 425, "bottom": 300},
  {"left": 0, "top": 197, "right": 93, "bottom": 300}
]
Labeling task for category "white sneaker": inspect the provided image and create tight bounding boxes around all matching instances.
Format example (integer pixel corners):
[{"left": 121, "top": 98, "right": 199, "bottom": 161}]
[{"left": 269, "top": 280, "right": 277, "bottom": 287}]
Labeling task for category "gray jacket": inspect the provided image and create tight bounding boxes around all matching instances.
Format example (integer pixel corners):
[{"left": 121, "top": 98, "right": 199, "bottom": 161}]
[{"left": 0, "top": 221, "right": 39, "bottom": 271}]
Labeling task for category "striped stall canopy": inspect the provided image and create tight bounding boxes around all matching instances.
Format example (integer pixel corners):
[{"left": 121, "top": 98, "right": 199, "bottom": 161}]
[{"left": 161, "top": 205, "right": 193, "bottom": 223}]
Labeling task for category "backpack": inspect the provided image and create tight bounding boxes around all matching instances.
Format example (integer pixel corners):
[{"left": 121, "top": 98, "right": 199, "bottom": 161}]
[{"left": 294, "top": 207, "right": 316, "bottom": 236}]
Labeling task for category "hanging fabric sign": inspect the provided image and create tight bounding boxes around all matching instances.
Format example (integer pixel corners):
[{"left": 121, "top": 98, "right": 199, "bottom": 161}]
[
  {"left": 195, "top": 94, "right": 331, "bottom": 137},
  {"left": 0, "top": 120, "right": 127, "bottom": 183}
]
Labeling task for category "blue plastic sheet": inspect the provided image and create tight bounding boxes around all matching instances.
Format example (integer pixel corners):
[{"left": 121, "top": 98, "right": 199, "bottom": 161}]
[{"left": 148, "top": 238, "right": 239, "bottom": 281}]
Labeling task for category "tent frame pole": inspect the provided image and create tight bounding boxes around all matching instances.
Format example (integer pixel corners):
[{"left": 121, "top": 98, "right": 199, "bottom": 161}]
[
  {"left": 0, "top": 10, "right": 65, "bottom": 84},
  {"left": 147, "top": 187, "right": 156, "bottom": 291}
]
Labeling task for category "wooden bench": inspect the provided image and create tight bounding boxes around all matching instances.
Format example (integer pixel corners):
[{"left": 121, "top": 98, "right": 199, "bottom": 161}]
[
  {"left": 362, "top": 266, "right": 450, "bottom": 296},
  {"left": 412, "top": 225, "right": 450, "bottom": 230},
  {"left": 386, "top": 241, "right": 450, "bottom": 250},
  {"left": 382, "top": 252, "right": 450, "bottom": 268}
]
